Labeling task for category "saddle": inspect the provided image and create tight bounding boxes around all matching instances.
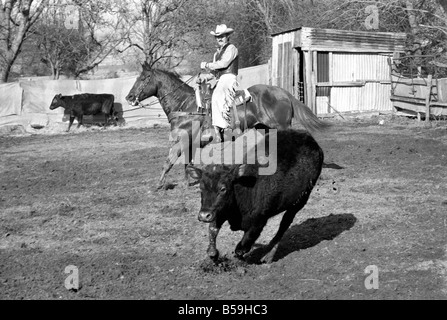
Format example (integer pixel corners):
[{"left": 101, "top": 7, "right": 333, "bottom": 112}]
[{"left": 196, "top": 81, "right": 252, "bottom": 133}]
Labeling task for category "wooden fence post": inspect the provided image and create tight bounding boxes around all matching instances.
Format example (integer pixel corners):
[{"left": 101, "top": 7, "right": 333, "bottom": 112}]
[
  {"left": 425, "top": 74, "right": 433, "bottom": 123},
  {"left": 388, "top": 56, "right": 395, "bottom": 116}
]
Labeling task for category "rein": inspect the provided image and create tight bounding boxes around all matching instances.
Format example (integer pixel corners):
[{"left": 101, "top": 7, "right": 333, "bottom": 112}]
[{"left": 127, "top": 73, "right": 198, "bottom": 113}]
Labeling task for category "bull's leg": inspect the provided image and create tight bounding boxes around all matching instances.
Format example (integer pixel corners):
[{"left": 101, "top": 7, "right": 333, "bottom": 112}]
[
  {"left": 110, "top": 111, "right": 118, "bottom": 126},
  {"left": 207, "top": 221, "right": 221, "bottom": 262},
  {"left": 77, "top": 115, "right": 83, "bottom": 129},
  {"left": 67, "top": 116, "right": 75, "bottom": 132},
  {"left": 105, "top": 113, "right": 109, "bottom": 127},
  {"left": 234, "top": 223, "right": 266, "bottom": 260},
  {"left": 260, "top": 205, "right": 301, "bottom": 264},
  {"left": 157, "top": 142, "right": 183, "bottom": 190}
]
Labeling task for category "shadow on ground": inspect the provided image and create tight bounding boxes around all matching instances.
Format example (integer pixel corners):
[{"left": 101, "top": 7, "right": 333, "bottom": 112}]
[{"left": 246, "top": 213, "right": 357, "bottom": 264}]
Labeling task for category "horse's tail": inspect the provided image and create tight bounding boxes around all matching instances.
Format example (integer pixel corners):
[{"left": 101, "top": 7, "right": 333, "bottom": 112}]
[{"left": 289, "top": 93, "right": 332, "bottom": 132}]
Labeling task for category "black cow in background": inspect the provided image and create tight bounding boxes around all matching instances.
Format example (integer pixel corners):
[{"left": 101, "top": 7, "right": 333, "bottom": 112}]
[
  {"left": 187, "top": 129, "right": 324, "bottom": 264},
  {"left": 49, "top": 93, "right": 116, "bottom": 132}
]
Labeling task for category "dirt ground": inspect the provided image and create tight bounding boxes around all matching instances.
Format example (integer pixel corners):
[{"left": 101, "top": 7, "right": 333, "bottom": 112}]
[{"left": 0, "top": 113, "right": 446, "bottom": 300}]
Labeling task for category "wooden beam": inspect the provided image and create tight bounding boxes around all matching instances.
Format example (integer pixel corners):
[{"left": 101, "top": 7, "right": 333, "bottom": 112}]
[
  {"left": 278, "top": 43, "right": 284, "bottom": 88},
  {"left": 388, "top": 56, "right": 396, "bottom": 115},
  {"left": 304, "top": 50, "right": 312, "bottom": 110},
  {"left": 293, "top": 49, "right": 299, "bottom": 99},
  {"left": 284, "top": 42, "right": 292, "bottom": 93},
  {"left": 429, "top": 101, "right": 447, "bottom": 106},
  {"left": 328, "top": 52, "right": 333, "bottom": 87},
  {"left": 317, "top": 81, "right": 365, "bottom": 87},
  {"left": 312, "top": 51, "right": 318, "bottom": 113},
  {"left": 390, "top": 95, "right": 425, "bottom": 105},
  {"left": 425, "top": 74, "right": 433, "bottom": 123}
]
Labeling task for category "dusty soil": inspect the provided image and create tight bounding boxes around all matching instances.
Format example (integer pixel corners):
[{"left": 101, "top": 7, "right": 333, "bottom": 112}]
[{"left": 1, "top": 114, "right": 446, "bottom": 300}]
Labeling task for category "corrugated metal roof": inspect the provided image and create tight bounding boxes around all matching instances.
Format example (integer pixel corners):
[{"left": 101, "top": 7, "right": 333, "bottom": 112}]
[
  {"left": 273, "top": 27, "right": 407, "bottom": 52},
  {"left": 303, "top": 28, "right": 406, "bottom": 52},
  {"left": 271, "top": 26, "right": 302, "bottom": 37}
]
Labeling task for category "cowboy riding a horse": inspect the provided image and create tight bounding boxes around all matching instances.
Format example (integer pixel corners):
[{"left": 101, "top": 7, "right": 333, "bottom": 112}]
[{"left": 125, "top": 26, "right": 330, "bottom": 190}]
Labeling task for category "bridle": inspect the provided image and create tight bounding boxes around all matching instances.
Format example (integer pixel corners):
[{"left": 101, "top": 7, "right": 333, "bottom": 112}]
[{"left": 128, "top": 71, "right": 197, "bottom": 111}]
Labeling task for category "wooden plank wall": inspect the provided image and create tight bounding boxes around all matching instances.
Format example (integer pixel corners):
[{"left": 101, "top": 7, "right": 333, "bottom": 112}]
[
  {"left": 283, "top": 42, "right": 292, "bottom": 93},
  {"left": 271, "top": 31, "right": 295, "bottom": 91},
  {"left": 277, "top": 43, "right": 284, "bottom": 88},
  {"left": 275, "top": 42, "right": 294, "bottom": 94}
]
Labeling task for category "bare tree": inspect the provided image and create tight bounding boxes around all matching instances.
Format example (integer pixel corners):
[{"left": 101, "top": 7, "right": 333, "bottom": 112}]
[
  {"left": 32, "top": 1, "right": 131, "bottom": 79},
  {"left": 0, "top": 0, "right": 48, "bottom": 83},
  {"left": 69, "top": 0, "right": 129, "bottom": 78},
  {"left": 316, "top": 0, "right": 447, "bottom": 76},
  {"left": 406, "top": 0, "right": 447, "bottom": 76},
  {"left": 227, "top": 0, "right": 323, "bottom": 66},
  {"left": 118, "top": 0, "right": 196, "bottom": 69},
  {"left": 33, "top": 2, "right": 78, "bottom": 79}
]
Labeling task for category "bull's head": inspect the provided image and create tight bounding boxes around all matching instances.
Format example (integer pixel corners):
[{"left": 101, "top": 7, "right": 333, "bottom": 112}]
[
  {"left": 125, "top": 61, "right": 157, "bottom": 106},
  {"left": 187, "top": 164, "right": 258, "bottom": 223},
  {"left": 49, "top": 94, "right": 63, "bottom": 110}
]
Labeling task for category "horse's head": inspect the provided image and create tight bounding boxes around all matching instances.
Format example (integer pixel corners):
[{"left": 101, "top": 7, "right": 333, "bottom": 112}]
[{"left": 126, "top": 62, "right": 158, "bottom": 106}]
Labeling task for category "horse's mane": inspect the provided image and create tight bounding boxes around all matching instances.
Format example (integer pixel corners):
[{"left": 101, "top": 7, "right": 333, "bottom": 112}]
[
  {"left": 141, "top": 66, "right": 195, "bottom": 106},
  {"left": 159, "top": 69, "right": 182, "bottom": 81},
  {"left": 143, "top": 66, "right": 183, "bottom": 83}
]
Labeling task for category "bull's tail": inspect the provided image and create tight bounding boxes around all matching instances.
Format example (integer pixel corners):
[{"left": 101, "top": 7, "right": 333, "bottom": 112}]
[{"left": 290, "top": 94, "right": 331, "bottom": 133}]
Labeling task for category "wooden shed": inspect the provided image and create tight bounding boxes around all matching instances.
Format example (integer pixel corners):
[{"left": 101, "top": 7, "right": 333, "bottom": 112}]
[{"left": 271, "top": 27, "right": 407, "bottom": 115}]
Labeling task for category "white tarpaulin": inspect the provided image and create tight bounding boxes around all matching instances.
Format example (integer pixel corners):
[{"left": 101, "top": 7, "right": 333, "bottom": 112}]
[
  {"left": 0, "top": 64, "right": 269, "bottom": 129},
  {"left": 16, "top": 76, "right": 167, "bottom": 125},
  {"left": 0, "top": 82, "right": 23, "bottom": 117}
]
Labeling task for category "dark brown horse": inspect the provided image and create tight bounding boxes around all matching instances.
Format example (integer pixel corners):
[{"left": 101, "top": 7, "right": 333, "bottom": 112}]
[{"left": 126, "top": 64, "right": 330, "bottom": 190}]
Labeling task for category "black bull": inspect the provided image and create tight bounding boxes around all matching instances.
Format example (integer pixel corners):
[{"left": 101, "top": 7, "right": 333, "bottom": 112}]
[
  {"left": 187, "top": 129, "right": 324, "bottom": 263},
  {"left": 125, "top": 66, "right": 330, "bottom": 190},
  {"left": 49, "top": 93, "right": 116, "bottom": 132}
]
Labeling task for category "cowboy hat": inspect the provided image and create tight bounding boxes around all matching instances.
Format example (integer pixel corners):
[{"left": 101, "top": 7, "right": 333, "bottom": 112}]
[{"left": 210, "top": 24, "right": 234, "bottom": 37}]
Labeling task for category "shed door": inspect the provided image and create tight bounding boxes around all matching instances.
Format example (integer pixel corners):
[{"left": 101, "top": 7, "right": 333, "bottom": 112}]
[
  {"left": 316, "top": 52, "right": 330, "bottom": 114},
  {"left": 277, "top": 41, "right": 293, "bottom": 94}
]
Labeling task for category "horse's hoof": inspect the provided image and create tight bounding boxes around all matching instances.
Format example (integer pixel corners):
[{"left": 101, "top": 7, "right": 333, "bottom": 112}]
[
  {"left": 188, "top": 180, "right": 199, "bottom": 187},
  {"left": 161, "top": 183, "right": 177, "bottom": 190},
  {"left": 234, "top": 250, "right": 246, "bottom": 260},
  {"left": 154, "top": 184, "right": 168, "bottom": 192},
  {"left": 260, "top": 253, "right": 274, "bottom": 264},
  {"left": 208, "top": 248, "right": 219, "bottom": 262}
]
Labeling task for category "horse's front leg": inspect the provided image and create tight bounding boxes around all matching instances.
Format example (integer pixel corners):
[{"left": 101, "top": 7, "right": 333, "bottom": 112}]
[
  {"left": 184, "top": 164, "right": 200, "bottom": 187},
  {"left": 157, "top": 141, "right": 183, "bottom": 190}
]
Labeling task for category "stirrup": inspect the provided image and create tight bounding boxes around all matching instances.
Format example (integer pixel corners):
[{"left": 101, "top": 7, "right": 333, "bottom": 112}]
[{"left": 235, "top": 89, "right": 252, "bottom": 106}]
